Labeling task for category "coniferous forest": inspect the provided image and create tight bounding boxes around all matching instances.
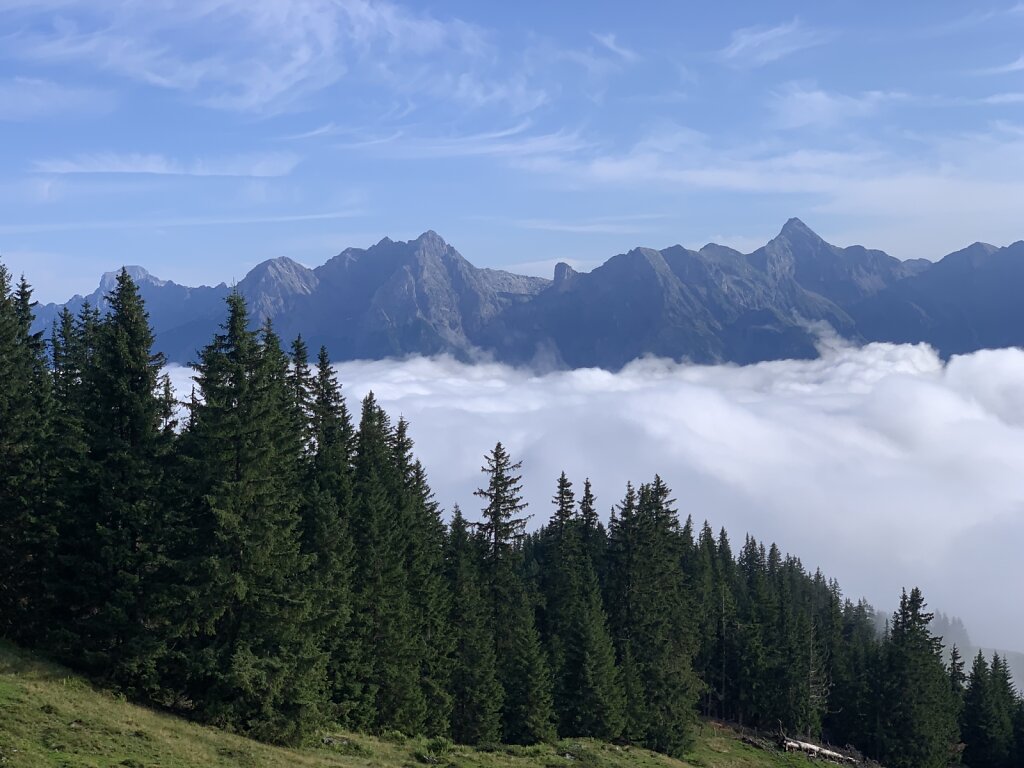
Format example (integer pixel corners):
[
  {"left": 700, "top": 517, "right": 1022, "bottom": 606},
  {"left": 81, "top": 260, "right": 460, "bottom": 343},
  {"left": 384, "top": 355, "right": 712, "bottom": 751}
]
[{"left": 2, "top": 263, "right": 1023, "bottom": 768}]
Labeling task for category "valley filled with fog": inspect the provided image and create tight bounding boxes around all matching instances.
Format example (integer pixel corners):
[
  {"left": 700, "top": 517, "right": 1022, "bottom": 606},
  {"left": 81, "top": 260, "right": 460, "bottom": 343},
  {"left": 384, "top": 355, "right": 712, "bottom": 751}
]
[{"left": 169, "top": 339, "right": 1024, "bottom": 653}]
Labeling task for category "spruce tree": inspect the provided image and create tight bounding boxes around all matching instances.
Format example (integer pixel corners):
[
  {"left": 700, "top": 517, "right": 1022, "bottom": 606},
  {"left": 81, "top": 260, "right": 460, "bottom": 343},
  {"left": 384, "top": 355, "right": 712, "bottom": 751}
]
[
  {"left": 577, "top": 478, "right": 606, "bottom": 575},
  {"left": 476, "top": 442, "right": 555, "bottom": 744},
  {"left": 566, "top": 548, "right": 625, "bottom": 740},
  {"left": 446, "top": 506, "right": 504, "bottom": 745},
  {"left": 0, "top": 268, "right": 53, "bottom": 641},
  {"left": 347, "top": 394, "right": 426, "bottom": 734},
  {"left": 689, "top": 521, "right": 718, "bottom": 718},
  {"left": 963, "top": 651, "right": 995, "bottom": 768},
  {"left": 542, "top": 473, "right": 624, "bottom": 739},
  {"left": 989, "top": 654, "right": 1018, "bottom": 766},
  {"left": 390, "top": 420, "right": 454, "bottom": 736},
  {"left": 878, "top": 588, "right": 959, "bottom": 768},
  {"left": 40, "top": 306, "right": 93, "bottom": 653},
  {"left": 606, "top": 478, "right": 699, "bottom": 756},
  {"left": 825, "top": 598, "right": 880, "bottom": 751},
  {"left": 963, "top": 652, "right": 1017, "bottom": 768},
  {"left": 49, "top": 269, "right": 168, "bottom": 689},
  {"left": 174, "top": 297, "right": 326, "bottom": 744},
  {"left": 297, "top": 343, "right": 355, "bottom": 722},
  {"left": 949, "top": 644, "right": 966, "bottom": 723}
]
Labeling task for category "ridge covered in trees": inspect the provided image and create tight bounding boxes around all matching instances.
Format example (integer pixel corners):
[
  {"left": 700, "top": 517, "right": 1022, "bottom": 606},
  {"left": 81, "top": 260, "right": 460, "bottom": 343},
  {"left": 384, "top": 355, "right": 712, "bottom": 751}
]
[{"left": 1, "top": 263, "right": 1022, "bottom": 767}]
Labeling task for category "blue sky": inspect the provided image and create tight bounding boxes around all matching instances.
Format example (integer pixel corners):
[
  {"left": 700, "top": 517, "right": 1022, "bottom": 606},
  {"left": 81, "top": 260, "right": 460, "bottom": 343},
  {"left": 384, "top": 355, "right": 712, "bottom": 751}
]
[{"left": 2, "top": 0, "right": 1024, "bottom": 302}]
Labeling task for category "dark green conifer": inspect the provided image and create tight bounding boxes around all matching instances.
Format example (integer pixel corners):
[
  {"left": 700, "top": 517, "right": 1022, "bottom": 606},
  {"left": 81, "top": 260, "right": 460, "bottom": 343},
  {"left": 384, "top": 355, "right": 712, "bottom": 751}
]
[
  {"left": 174, "top": 296, "right": 326, "bottom": 744},
  {"left": 475, "top": 443, "right": 555, "bottom": 744},
  {"left": 391, "top": 419, "right": 454, "bottom": 736},
  {"left": 347, "top": 395, "right": 426, "bottom": 734},
  {"left": 878, "top": 588, "right": 959, "bottom": 768},
  {"left": 606, "top": 478, "right": 699, "bottom": 756},
  {"left": 446, "top": 507, "right": 504, "bottom": 745},
  {"left": 542, "top": 473, "right": 624, "bottom": 739},
  {"left": 52, "top": 269, "right": 168, "bottom": 689},
  {"left": 0, "top": 268, "right": 54, "bottom": 640},
  {"left": 297, "top": 343, "right": 356, "bottom": 722}
]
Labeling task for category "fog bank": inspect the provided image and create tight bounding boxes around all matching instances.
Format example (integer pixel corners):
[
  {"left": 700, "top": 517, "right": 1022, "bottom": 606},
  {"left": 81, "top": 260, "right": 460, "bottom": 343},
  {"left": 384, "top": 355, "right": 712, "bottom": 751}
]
[{"left": 168, "top": 341, "right": 1024, "bottom": 651}]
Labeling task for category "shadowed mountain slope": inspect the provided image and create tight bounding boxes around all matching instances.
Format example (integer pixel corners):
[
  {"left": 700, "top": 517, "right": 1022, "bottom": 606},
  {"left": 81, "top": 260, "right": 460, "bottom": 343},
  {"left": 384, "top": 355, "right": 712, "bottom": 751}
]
[{"left": 32, "top": 220, "right": 1024, "bottom": 368}]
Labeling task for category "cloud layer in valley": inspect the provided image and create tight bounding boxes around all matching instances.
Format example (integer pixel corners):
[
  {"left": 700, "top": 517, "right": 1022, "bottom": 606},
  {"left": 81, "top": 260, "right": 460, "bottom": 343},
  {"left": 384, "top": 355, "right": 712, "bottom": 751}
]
[{"left": 168, "top": 341, "right": 1024, "bottom": 652}]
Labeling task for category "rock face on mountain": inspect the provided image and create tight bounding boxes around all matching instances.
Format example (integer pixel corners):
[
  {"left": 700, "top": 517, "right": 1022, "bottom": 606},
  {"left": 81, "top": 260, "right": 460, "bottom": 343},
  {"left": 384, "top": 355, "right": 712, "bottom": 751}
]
[
  {"left": 32, "top": 220, "right": 1024, "bottom": 369},
  {"left": 849, "top": 239, "right": 1024, "bottom": 355},
  {"left": 278, "top": 230, "right": 550, "bottom": 360},
  {"left": 481, "top": 238, "right": 854, "bottom": 367},
  {"left": 748, "top": 218, "right": 928, "bottom": 305},
  {"left": 238, "top": 257, "right": 320, "bottom": 321}
]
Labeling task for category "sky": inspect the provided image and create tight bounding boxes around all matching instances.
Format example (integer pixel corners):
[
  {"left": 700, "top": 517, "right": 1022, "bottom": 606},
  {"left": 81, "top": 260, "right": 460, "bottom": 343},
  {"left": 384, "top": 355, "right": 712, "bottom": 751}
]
[
  {"left": 2, "top": 0, "right": 1024, "bottom": 302},
  {"left": 164, "top": 339, "right": 1024, "bottom": 652}
]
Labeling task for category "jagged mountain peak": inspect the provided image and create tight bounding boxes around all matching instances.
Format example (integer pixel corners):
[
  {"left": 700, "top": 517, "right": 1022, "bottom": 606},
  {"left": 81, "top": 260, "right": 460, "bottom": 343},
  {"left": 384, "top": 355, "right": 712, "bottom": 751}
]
[
  {"left": 33, "top": 221, "right": 1024, "bottom": 371},
  {"left": 415, "top": 229, "right": 445, "bottom": 244},
  {"left": 778, "top": 216, "right": 822, "bottom": 241},
  {"left": 246, "top": 255, "right": 311, "bottom": 277},
  {"left": 99, "top": 265, "right": 165, "bottom": 292}
]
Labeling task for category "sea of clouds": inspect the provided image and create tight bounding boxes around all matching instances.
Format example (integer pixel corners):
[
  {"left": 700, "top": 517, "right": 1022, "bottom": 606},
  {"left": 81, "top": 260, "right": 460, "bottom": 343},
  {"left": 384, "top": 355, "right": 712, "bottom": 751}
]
[{"left": 168, "top": 340, "right": 1024, "bottom": 651}]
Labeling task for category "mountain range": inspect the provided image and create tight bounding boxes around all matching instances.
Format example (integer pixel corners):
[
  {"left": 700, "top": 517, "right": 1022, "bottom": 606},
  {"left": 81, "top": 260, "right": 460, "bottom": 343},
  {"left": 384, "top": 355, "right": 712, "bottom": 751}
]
[{"left": 32, "top": 219, "right": 1024, "bottom": 369}]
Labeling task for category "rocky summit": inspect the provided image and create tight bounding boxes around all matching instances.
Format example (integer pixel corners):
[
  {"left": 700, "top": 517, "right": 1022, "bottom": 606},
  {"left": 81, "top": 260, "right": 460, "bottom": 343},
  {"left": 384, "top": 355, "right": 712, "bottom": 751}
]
[{"left": 34, "top": 219, "right": 1024, "bottom": 369}]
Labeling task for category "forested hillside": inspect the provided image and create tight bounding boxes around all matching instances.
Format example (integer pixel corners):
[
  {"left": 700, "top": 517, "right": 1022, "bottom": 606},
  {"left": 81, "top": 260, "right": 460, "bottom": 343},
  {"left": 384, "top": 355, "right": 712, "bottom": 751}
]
[
  {"left": 0, "top": 641, "right": 823, "bottom": 768},
  {"left": 2, "top": 261, "right": 1023, "bottom": 768}
]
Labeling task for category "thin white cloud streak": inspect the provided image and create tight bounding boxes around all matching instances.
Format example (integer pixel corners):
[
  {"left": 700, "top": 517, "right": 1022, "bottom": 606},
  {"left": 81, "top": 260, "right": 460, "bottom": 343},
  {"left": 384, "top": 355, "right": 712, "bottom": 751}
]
[
  {"left": 279, "top": 122, "right": 344, "bottom": 140},
  {"left": 981, "top": 92, "right": 1024, "bottom": 104},
  {"left": 974, "top": 54, "right": 1024, "bottom": 75},
  {"left": 0, "top": 209, "right": 361, "bottom": 235},
  {"left": 768, "top": 83, "right": 905, "bottom": 129},
  {"left": 33, "top": 152, "right": 300, "bottom": 177},
  {"left": 1, "top": 0, "right": 509, "bottom": 113},
  {"left": 0, "top": 77, "right": 114, "bottom": 121},
  {"left": 367, "top": 122, "right": 592, "bottom": 160},
  {"left": 165, "top": 343, "right": 1024, "bottom": 651},
  {"left": 513, "top": 121, "right": 1024, "bottom": 260},
  {"left": 718, "top": 18, "right": 830, "bottom": 67},
  {"left": 917, "top": 3, "right": 1024, "bottom": 37},
  {"left": 591, "top": 32, "right": 639, "bottom": 63}
]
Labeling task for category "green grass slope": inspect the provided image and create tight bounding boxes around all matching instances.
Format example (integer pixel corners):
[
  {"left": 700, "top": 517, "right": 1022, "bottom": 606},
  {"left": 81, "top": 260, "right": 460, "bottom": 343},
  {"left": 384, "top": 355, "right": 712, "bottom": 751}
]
[{"left": 0, "top": 641, "right": 815, "bottom": 768}]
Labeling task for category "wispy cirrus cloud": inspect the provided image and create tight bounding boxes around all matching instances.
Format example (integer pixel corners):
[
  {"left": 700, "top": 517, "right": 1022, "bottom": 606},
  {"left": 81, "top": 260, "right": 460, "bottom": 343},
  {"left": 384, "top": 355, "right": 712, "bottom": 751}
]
[
  {"left": 1, "top": 0, "right": 501, "bottom": 113},
  {"left": 769, "top": 83, "right": 905, "bottom": 129},
  {"left": 510, "top": 118, "right": 1024, "bottom": 259},
  {"left": 718, "top": 18, "right": 830, "bottom": 67},
  {"left": 980, "top": 92, "right": 1024, "bottom": 104},
  {"left": 448, "top": 72, "right": 548, "bottom": 114},
  {"left": 351, "top": 121, "right": 592, "bottom": 160},
  {"left": 33, "top": 151, "right": 301, "bottom": 177},
  {"left": 919, "top": 3, "right": 1024, "bottom": 37},
  {"left": 974, "top": 53, "right": 1024, "bottom": 75},
  {"left": 591, "top": 32, "right": 639, "bottom": 63}
]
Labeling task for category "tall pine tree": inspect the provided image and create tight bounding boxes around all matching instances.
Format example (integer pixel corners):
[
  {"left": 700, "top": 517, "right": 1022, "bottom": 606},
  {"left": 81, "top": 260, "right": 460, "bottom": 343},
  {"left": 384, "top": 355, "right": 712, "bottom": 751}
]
[
  {"left": 476, "top": 443, "right": 556, "bottom": 744},
  {"left": 878, "top": 588, "right": 959, "bottom": 768},
  {"left": 445, "top": 506, "right": 504, "bottom": 745},
  {"left": 173, "top": 297, "right": 326, "bottom": 744}
]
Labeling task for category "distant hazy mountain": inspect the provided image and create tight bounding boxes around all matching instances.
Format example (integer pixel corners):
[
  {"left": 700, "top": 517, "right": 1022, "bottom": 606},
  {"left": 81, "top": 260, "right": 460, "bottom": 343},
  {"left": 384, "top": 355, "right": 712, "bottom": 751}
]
[{"left": 32, "top": 220, "right": 1024, "bottom": 368}]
